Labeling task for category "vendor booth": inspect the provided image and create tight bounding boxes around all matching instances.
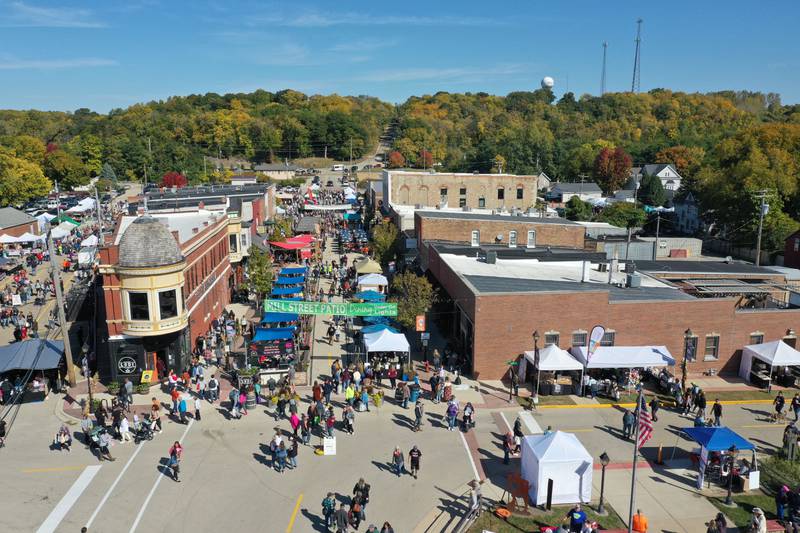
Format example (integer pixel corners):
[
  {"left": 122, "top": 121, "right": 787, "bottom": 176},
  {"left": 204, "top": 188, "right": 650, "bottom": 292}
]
[
  {"left": 279, "top": 266, "right": 307, "bottom": 276},
  {"left": 520, "top": 431, "right": 593, "bottom": 505},
  {"left": 354, "top": 290, "right": 385, "bottom": 302},
  {"left": 738, "top": 340, "right": 800, "bottom": 388},
  {"left": 363, "top": 329, "right": 410, "bottom": 363},
  {"left": 249, "top": 327, "right": 296, "bottom": 369},
  {"left": 524, "top": 345, "right": 584, "bottom": 396},
  {"left": 570, "top": 345, "right": 674, "bottom": 368},
  {"left": 357, "top": 273, "right": 388, "bottom": 293},
  {"left": 354, "top": 257, "right": 383, "bottom": 274},
  {"left": 682, "top": 427, "right": 758, "bottom": 491},
  {"left": 260, "top": 312, "right": 299, "bottom": 327}
]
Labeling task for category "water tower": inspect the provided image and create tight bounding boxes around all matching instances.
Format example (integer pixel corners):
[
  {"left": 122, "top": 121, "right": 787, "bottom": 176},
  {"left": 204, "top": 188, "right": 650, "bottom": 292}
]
[{"left": 541, "top": 76, "right": 554, "bottom": 89}]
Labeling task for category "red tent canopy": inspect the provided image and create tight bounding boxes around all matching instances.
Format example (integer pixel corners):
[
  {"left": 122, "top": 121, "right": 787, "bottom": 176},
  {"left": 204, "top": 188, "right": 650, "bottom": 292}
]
[{"left": 270, "top": 240, "right": 307, "bottom": 250}]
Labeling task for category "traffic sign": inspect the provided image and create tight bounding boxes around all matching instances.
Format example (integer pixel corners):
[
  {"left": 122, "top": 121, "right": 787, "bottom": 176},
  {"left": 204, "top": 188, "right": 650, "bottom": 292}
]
[{"left": 264, "top": 299, "right": 397, "bottom": 317}]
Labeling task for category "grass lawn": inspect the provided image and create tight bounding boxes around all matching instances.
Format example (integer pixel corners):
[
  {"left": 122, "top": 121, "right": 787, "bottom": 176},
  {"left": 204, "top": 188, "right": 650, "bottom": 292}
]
[
  {"left": 517, "top": 395, "right": 576, "bottom": 407},
  {"left": 708, "top": 493, "right": 776, "bottom": 529},
  {"left": 469, "top": 503, "right": 625, "bottom": 532}
]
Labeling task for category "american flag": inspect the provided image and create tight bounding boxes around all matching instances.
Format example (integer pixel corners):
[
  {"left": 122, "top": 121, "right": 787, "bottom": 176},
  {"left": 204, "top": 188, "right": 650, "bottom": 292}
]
[{"left": 638, "top": 408, "right": 653, "bottom": 448}]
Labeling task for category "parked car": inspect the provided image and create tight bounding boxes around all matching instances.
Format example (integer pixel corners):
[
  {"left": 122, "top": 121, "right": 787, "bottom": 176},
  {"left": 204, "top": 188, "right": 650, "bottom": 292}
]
[
  {"left": 326, "top": 180, "right": 334, "bottom": 187},
  {"left": 331, "top": 164, "right": 344, "bottom": 171}
]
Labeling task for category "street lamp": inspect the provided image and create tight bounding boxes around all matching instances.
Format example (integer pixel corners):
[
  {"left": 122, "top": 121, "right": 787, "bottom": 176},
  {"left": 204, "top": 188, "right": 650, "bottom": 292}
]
[
  {"left": 682, "top": 328, "right": 693, "bottom": 393},
  {"left": 725, "top": 445, "right": 738, "bottom": 506},
  {"left": 598, "top": 452, "right": 610, "bottom": 515},
  {"left": 533, "top": 330, "right": 541, "bottom": 398}
]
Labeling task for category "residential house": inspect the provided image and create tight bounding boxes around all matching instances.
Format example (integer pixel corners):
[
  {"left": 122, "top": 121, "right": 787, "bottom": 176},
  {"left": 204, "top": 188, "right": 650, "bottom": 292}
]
[
  {"left": 674, "top": 192, "right": 703, "bottom": 236},
  {"left": 0, "top": 207, "right": 38, "bottom": 238},
  {"left": 546, "top": 182, "right": 603, "bottom": 203},
  {"left": 630, "top": 164, "right": 683, "bottom": 192}
]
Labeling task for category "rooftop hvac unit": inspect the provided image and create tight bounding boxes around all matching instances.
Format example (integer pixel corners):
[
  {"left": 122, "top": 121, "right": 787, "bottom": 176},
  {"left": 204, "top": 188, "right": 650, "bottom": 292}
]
[
  {"left": 626, "top": 273, "right": 642, "bottom": 288},
  {"left": 486, "top": 251, "right": 497, "bottom": 264},
  {"left": 462, "top": 206, "right": 471, "bottom": 212},
  {"left": 598, "top": 263, "right": 608, "bottom": 272},
  {"left": 414, "top": 204, "right": 422, "bottom": 209}
]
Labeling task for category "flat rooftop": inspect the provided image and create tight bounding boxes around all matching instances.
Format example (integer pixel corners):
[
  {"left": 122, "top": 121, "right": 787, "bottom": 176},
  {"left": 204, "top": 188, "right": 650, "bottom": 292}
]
[
  {"left": 416, "top": 210, "right": 577, "bottom": 225},
  {"left": 437, "top": 252, "right": 695, "bottom": 301},
  {"left": 635, "top": 260, "right": 780, "bottom": 276},
  {"left": 115, "top": 210, "right": 225, "bottom": 246}
]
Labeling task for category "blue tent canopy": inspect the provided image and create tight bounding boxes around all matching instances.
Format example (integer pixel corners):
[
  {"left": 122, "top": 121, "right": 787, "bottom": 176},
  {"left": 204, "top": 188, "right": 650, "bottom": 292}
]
[
  {"left": 682, "top": 427, "right": 755, "bottom": 451},
  {"left": 280, "top": 267, "right": 307, "bottom": 276},
  {"left": 275, "top": 276, "right": 305, "bottom": 285},
  {"left": 363, "top": 316, "right": 389, "bottom": 325},
  {"left": 343, "top": 212, "right": 361, "bottom": 221},
  {"left": 261, "top": 312, "right": 299, "bottom": 324},
  {"left": 0, "top": 339, "right": 64, "bottom": 372},
  {"left": 281, "top": 296, "right": 303, "bottom": 301},
  {"left": 355, "top": 290, "right": 385, "bottom": 302},
  {"left": 252, "top": 327, "right": 295, "bottom": 342},
  {"left": 271, "top": 286, "right": 303, "bottom": 296},
  {"left": 361, "top": 324, "right": 399, "bottom": 334}
]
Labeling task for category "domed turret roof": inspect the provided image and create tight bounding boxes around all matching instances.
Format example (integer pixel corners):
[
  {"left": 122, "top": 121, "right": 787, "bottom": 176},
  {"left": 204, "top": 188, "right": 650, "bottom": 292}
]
[{"left": 118, "top": 215, "right": 183, "bottom": 268}]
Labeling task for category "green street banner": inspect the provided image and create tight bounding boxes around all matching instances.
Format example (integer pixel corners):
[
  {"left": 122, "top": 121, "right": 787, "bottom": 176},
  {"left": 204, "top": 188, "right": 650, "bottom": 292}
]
[{"left": 264, "top": 299, "right": 398, "bottom": 317}]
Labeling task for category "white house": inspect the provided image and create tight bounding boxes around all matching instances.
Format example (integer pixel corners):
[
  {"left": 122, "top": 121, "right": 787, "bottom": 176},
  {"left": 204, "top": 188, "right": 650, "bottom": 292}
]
[
  {"left": 630, "top": 164, "right": 683, "bottom": 192},
  {"left": 546, "top": 182, "right": 603, "bottom": 203},
  {"left": 254, "top": 163, "right": 299, "bottom": 181}
]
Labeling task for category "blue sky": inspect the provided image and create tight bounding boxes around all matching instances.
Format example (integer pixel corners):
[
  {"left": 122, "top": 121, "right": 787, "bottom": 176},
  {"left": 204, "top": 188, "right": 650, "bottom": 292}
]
[{"left": 0, "top": 0, "right": 798, "bottom": 112}]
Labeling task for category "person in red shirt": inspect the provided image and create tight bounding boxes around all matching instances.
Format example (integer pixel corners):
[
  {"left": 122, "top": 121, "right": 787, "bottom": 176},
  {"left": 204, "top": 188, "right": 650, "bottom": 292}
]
[{"left": 170, "top": 388, "right": 180, "bottom": 415}]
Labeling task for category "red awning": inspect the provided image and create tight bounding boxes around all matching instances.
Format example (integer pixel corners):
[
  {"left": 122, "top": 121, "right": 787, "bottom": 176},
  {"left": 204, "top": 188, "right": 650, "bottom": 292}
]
[
  {"left": 269, "top": 241, "right": 307, "bottom": 250},
  {"left": 300, "top": 249, "right": 313, "bottom": 259}
]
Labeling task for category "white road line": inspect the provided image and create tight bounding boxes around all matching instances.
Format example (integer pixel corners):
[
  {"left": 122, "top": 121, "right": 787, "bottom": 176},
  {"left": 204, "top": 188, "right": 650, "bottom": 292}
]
[
  {"left": 85, "top": 441, "right": 146, "bottom": 529},
  {"left": 129, "top": 420, "right": 194, "bottom": 533},
  {"left": 37, "top": 465, "right": 102, "bottom": 533},
  {"left": 459, "top": 431, "right": 481, "bottom": 481},
  {"left": 519, "top": 410, "right": 542, "bottom": 434},
  {"left": 499, "top": 411, "right": 512, "bottom": 432}
]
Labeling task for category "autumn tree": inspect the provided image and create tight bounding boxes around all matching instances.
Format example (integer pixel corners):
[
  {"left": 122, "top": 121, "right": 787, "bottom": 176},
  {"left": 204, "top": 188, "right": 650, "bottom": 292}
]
[
  {"left": 268, "top": 217, "right": 293, "bottom": 242},
  {"left": 387, "top": 151, "right": 405, "bottom": 168},
  {"left": 654, "top": 146, "right": 705, "bottom": 178},
  {"left": 160, "top": 171, "right": 188, "bottom": 188},
  {"left": 43, "top": 149, "right": 88, "bottom": 190},
  {"left": 389, "top": 271, "right": 436, "bottom": 330},
  {"left": 419, "top": 149, "right": 433, "bottom": 169},
  {"left": 593, "top": 147, "right": 632, "bottom": 194},
  {"left": 0, "top": 149, "right": 52, "bottom": 206}
]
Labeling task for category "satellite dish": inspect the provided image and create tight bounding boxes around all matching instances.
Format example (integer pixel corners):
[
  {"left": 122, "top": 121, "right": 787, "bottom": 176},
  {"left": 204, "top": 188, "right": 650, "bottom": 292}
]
[{"left": 541, "top": 76, "right": 554, "bottom": 89}]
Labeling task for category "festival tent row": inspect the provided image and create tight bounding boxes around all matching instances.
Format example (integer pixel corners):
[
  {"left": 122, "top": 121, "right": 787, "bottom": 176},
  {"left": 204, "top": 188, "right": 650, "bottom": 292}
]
[
  {"left": 66, "top": 197, "right": 97, "bottom": 214},
  {"left": 0, "top": 233, "right": 46, "bottom": 244},
  {"left": 569, "top": 346, "right": 675, "bottom": 368},
  {"left": 738, "top": 340, "right": 800, "bottom": 383}
]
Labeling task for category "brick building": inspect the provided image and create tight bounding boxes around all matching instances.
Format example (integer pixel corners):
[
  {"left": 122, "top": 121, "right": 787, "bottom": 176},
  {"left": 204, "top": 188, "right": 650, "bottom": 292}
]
[
  {"left": 0, "top": 207, "right": 38, "bottom": 238},
  {"left": 414, "top": 211, "right": 586, "bottom": 268},
  {"left": 96, "top": 210, "right": 231, "bottom": 382},
  {"left": 425, "top": 243, "right": 800, "bottom": 380},
  {"left": 382, "top": 170, "right": 549, "bottom": 211}
]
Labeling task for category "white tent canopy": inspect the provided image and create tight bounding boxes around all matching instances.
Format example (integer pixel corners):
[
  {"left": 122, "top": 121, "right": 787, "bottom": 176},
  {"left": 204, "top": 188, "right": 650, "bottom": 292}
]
[
  {"left": 66, "top": 197, "right": 96, "bottom": 214},
  {"left": 520, "top": 431, "right": 593, "bottom": 505},
  {"left": 0, "top": 234, "right": 19, "bottom": 244},
  {"left": 525, "top": 345, "right": 583, "bottom": 371},
  {"left": 570, "top": 345, "right": 675, "bottom": 369},
  {"left": 50, "top": 222, "right": 76, "bottom": 240},
  {"left": 363, "top": 329, "right": 410, "bottom": 357},
  {"left": 16, "top": 232, "right": 45, "bottom": 243},
  {"left": 358, "top": 273, "right": 388, "bottom": 286},
  {"left": 739, "top": 340, "right": 800, "bottom": 382},
  {"left": 36, "top": 212, "right": 56, "bottom": 232},
  {"left": 343, "top": 186, "right": 355, "bottom": 196},
  {"left": 80, "top": 234, "right": 99, "bottom": 248}
]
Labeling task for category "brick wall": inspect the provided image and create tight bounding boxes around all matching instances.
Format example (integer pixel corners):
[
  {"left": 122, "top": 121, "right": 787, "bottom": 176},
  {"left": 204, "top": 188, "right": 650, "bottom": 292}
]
[{"left": 1, "top": 221, "right": 37, "bottom": 238}]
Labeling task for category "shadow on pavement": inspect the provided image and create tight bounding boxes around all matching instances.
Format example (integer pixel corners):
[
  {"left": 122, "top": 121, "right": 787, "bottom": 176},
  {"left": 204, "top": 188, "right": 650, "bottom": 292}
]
[
  {"left": 392, "top": 413, "right": 414, "bottom": 430},
  {"left": 299, "top": 509, "right": 329, "bottom": 532}
]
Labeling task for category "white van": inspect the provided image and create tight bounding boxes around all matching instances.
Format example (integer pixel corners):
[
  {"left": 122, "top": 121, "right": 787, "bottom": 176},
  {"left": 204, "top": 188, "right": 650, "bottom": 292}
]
[
  {"left": 47, "top": 199, "right": 59, "bottom": 209},
  {"left": 331, "top": 164, "right": 345, "bottom": 171}
]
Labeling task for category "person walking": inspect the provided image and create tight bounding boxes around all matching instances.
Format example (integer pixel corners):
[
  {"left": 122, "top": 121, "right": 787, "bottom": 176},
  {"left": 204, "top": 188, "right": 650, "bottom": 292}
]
[
  {"left": 648, "top": 397, "right": 660, "bottom": 422},
  {"left": 335, "top": 503, "right": 349, "bottom": 533},
  {"left": 178, "top": 395, "right": 188, "bottom": 424},
  {"left": 322, "top": 492, "right": 337, "bottom": 530},
  {"left": 119, "top": 416, "right": 132, "bottom": 443},
  {"left": 697, "top": 391, "right": 708, "bottom": 420},
  {"left": 229, "top": 387, "right": 240, "bottom": 419},
  {"left": 409, "top": 445, "right": 422, "bottom": 479},
  {"left": 446, "top": 400, "right": 458, "bottom": 431},
  {"left": 503, "top": 431, "right": 514, "bottom": 465},
  {"left": 150, "top": 398, "right": 163, "bottom": 433},
  {"left": 194, "top": 396, "right": 201, "bottom": 421},
  {"left": 712, "top": 399, "right": 723, "bottom": 426},
  {"left": 391, "top": 446, "right": 404, "bottom": 476},
  {"left": 622, "top": 409, "right": 635, "bottom": 440},
  {"left": 413, "top": 400, "right": 424, "bottom": 432},
  {"left": 287, "top": 435, "right": 298, "bottom": 469},
  {"left": 97, "top": 431, "right": 115, "bottom": 462},
  {"left": 774, "top": 392, "right": 786, "bottom": 422},
  {"left": 563, "top": 503, "right": 587, "bottom": 533},
  {"left": 632, "top": 508, "right": 648, "bottom": 533},
  {"left": 168, "top": 441, "right": 182, "bottom": 482},
  {"left": 401, "top": 382, "right": 410, "bottom": 409},
  {"left": 792, "top": 394, "right": 800, "bottom": 422}
]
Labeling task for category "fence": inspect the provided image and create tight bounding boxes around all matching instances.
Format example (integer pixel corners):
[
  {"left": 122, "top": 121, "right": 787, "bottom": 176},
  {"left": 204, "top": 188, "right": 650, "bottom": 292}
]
[{"left": 703, "top": 238, "right": 783, "bottom": 266}]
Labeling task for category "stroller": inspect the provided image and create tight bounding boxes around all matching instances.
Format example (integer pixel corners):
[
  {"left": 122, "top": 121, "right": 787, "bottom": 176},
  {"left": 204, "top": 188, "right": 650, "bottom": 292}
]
[
  {"left": 87, "top": 426, "right": 108, "bottom": 454},
  {"left": 134, "top": 416, "right": 154, "bottom": 444}
]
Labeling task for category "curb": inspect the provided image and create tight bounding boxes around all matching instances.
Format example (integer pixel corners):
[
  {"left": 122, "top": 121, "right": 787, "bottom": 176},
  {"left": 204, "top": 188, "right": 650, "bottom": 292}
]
[
  {"left": 54, "top": 393, "right": 81, "bottom": 425},
  {"left": 536, "top": 398, "right": 775, "bottom": 410}
]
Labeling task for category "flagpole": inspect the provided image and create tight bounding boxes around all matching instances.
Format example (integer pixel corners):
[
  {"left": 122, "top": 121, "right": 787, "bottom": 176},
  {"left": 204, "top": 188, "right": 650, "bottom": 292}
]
[{"left": 628, "top": 388, "right": 643, "bottom": 533}]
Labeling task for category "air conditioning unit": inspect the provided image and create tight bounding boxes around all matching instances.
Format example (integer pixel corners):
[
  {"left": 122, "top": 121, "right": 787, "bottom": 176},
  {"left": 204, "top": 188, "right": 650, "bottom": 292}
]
[
  {"left": 462, "top": 206, "right": 471, "bottom": 212},
  {"left": 414, "top": 204, "right": 422, "bottom": 209},
  {"left": 626, "top": 273, "right": 642, "bottom": 288},
  {"left": 486, "top": 251, "right": 497, "bottom": 264}
]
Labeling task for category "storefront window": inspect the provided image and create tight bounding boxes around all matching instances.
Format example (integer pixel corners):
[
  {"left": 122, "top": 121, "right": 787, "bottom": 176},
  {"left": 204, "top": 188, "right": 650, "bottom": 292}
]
[
  {"left": 159, "top": 289, "right": 179, "bottom": 319},
  {"left": 128, "top": 292, "right": 150, "bottom": 321},
  {"left": 229, "top": 234, "right": 238, "bottom": 253}
]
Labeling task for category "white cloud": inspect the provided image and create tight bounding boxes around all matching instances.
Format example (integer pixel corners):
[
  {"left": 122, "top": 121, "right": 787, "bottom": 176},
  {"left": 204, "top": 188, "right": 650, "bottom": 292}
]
[
  {"left": 358, "top": 64, "right": 528, "bottom": 83},
  {"left": 255, "top": 11, "right": 505, "bottom": 28},
  {"left": 0, "top": 57, "right": 118, "bottom": 69},
  {"left": 0, "top": 1, "right": 106, "bottom": 27},
  {"left": 329, "top": 38, "right": 397, "bottom": 53}
]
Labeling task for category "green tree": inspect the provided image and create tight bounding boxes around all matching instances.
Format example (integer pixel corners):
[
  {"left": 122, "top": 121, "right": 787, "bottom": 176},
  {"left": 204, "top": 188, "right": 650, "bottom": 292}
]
[
  {"left": 100, "top": 162, "right": 118, "bottom": 182},
  {"left": 43, "top": 149, "right": 88, "bottom": 190},
  {"left": 565, "top": 196, "right": 593, "bottom": 221},
  {"left": 0, "top": 149, "right": 52, "bottom": 206},
  {"left": 268, "top": 217, "right": 293, "bottom": 242},
  {"left": 597, "top": 202, "right": 646, "bottom": 228},
  {"left": 372, "top": 222, "right": 399, "bottom": 266},
  {"left": 638, "top": 173, "right": 666, "bottom": 207},
  {"left": 245, "top": 247, "right": 274, "bottom": 302},
  {"left": 389, "top": 271, "right": 436, "bottom": 330},
  {"left": 95, "top": 178, "right": 113, "bottom": 192}
]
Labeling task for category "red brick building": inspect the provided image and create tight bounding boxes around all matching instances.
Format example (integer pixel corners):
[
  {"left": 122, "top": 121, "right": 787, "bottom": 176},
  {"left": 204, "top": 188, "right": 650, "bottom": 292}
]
[
  {"left": 0, "top": 207, "right": 38, "bottom": 238},
  {"left": 426, "top": 243, "right": 800, "bottom": 380},
  {"left": 96, "top": 211, "right": 231, "bottom": 382}
]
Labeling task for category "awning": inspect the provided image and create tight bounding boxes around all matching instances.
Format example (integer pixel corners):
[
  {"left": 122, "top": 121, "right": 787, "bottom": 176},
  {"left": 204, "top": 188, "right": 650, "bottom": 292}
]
[
  {"left": 270, "top": 240, "right": 308, "bottom": 250},
  {"left": 271, "top": 286, "right": 303, "bottom": 296},
  {"left": 570, "top": 346, "right": 675, "bottom": 369},
  {"left": 354, "top": 290, "right": 385, "bottom": 302},
  {"left": 261, "top": 312, "right": 299, "bottom": 324},
  {"left": 355, "top": 257, "right": 383, "bottom": 274},
  {"left": 358, "top": 273, "right": 388, "bottom": 286},
  {"left": 280, "top": 266, "right": 307, "bottom": 276},
  {"left": 17, "top": 232, "right": 45, "bottom": 243},
  {"left": 80, "top": 234, "right": 99, "bottom": 248},
  {"left": 361, "top": 324, "right": 399, "bottom": 335},
  {"left": 682, "top": 427, "right": 755, "bottom": 452},
  {"left": 252, "top": 327, "right": 295, "bottom": 342},
  {"left": 0, "top": 339, "right": 64, "bottom": 372},
  {"left": 0, "top": 234, "right": 19, "bottom": 244},
  {"left": 52, "top": 214, "right": 79, "bottom": 225},
  {"left": 363, "top": 316, "right": 389, "bottom": 325},
  {"left": 739, "top": 340, "right": 800, "bottom": 381},
  {"left": 525, "top": 344, "right": 583, "bottom": 371},
  {"left": 363, "top": 329, "right": 410, "bottom": 353},
  {"left": 275, "top": 276, "right": 305, "bottom": 285}
]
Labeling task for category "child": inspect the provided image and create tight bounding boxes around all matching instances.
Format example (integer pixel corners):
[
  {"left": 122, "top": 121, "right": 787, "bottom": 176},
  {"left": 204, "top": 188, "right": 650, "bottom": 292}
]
[{"left": 194, "top": 396, "right": 201, "bottom": 421}]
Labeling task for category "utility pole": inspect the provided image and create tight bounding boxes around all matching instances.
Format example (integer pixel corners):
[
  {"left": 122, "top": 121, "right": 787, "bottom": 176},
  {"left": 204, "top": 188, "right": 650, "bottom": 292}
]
[
  {"left": 349, "top": 138, "right": 353, "bottom": 170},
  {"left": 147, "top": 136, "right": 153, "bottom": 184},
  {"left": 755, "top": 190, "right": 769, "bottom": 266},
  {"left": 55, "top": 179, "right": 61, "bottom": 219},
  {"left": 601, "top": 41, "right": 608, "bottom": 95},
  {"left": 631, "top": 18, "right": 643, "bottom": 93},
  {"left": 324, "top": 145, "right": 327, "bottom": 159},
  {"left": 47, "top": 233, "right": 76, "bottom": 387},
  {"left": 653, "top": 212, "right": 661, "bottom": 260},
  {"left": 93, "top": 187, "right": 104, "bottom": 242},
  {"left": 203, "top": 156, "right": 207, "bottom": 181}
]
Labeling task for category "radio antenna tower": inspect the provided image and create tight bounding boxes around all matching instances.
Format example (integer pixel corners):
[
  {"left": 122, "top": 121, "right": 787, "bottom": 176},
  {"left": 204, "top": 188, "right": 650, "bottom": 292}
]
[
  {"left": 631, "top": 18, "right": 642, "bottom": 93},
  {"left": 601, "top": 41, "right": 608, "bottom": 95}
]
